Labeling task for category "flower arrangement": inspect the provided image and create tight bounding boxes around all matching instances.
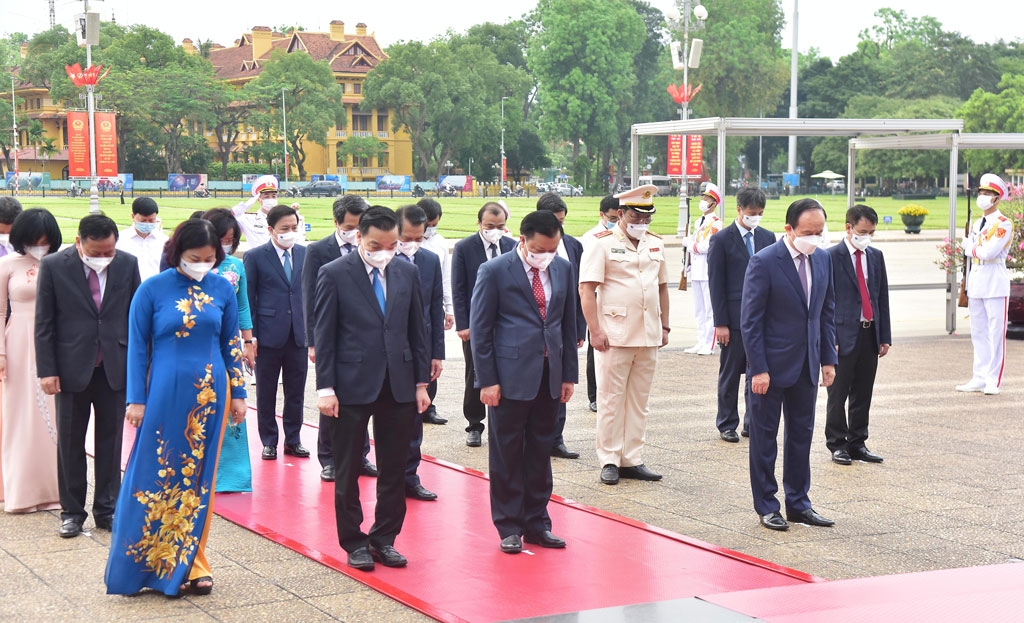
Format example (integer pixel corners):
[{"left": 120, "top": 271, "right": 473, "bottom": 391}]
[
  {"left": 898, "top": 205, "right": 929, "bottom": 217},
  {"left": 935, "top": 237, "right": 964, "bottom": 274},
  {"left": 1003, "top": 183, "right": 1024, "bottom": 273}
]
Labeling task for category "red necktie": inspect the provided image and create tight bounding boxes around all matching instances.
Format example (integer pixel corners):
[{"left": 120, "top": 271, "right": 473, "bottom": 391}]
[
  {"left": 854, "top": 250, "right": 873, "bottom": 322},
  {"left": 531, "top": 267, "right": 546, "bottom": 319}
]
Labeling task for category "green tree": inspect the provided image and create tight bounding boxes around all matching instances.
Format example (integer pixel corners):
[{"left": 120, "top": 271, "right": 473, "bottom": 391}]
[
  {"left": 959, "top": 74, "right": 1024, "bottom": 173},
  {"left": 337, "top": 135, "right": 388, "bottom": 166},
  {"left": 210, "top": 83, "right": 251, "bottom": 180}
]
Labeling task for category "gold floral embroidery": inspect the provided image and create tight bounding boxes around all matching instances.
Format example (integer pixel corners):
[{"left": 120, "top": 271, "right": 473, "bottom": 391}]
[
  {"left": 228, "top": 335, "right": 246, "bottom": 389},
  {"left": 125, "top": 365, "right": 217, "bottom": 579},
  {"left": 174, "top": 285, "right": 215, "bottom": 338}
]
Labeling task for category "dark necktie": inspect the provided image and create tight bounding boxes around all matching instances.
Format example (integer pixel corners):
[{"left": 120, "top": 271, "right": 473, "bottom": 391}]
[
  {"left": 371, "top": 267, "right": 386, "bottom": 314},
  {"left": 283, "top": 249, "right": 292, "bottom": 283},
  {"left": 744, "top": 231, "right": 755, "bottom": 257},
  {"left": 854, "top": 250, "right": 873, "bottom": 322},
  {"left": 978, "top": 216, "right": 987, "bottom": 235},
  {"left": 402, "top": 253, "right": 414, "bottom": 264},
  {"left": 797, "top": 254, "right": 810, "bottom": 306},
  {"left": 342, "top": 242, "right": 354, "bottom": 255},
  {"left": 489, "top": 243, "right": 497, "bottom": 259},
  {"left": 88, "top": 268, "right": 103, "bottom": 364}
]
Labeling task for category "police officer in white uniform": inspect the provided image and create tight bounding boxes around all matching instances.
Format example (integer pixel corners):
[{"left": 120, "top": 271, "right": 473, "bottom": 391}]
[{"left": 683, "top": 183, "right": 724, "bottom": 355}]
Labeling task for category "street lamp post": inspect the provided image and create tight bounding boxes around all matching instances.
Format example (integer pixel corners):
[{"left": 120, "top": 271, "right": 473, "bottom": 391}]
[
  {"left": 281, "top": 88, "right": 289, "bottom": 186},
  {"left": 444, "top": 160, "right": 453, "bottom": 177},
  {"left": 10, "top": 78, "right": 17, "bottom": 197}
]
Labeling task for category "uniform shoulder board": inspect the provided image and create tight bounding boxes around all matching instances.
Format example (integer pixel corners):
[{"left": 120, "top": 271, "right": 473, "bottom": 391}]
[
  {"left": 997, "top": 215, "right": 1010, "bottom": 222},
  {"left": 647, "top": 231, "right": 663, "bottom": 239},
  {"left": 594, "top": 230, "right": 614, "bottom": 239}
]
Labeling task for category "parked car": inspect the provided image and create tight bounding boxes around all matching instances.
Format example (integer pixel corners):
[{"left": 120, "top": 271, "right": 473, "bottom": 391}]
[
  {"left": 554, "top": 183, "right": 582, "bottom": 197},
  {"left": 536, "top": 181, "right": 551, "bottom": 193},
  {"left": 300, "top": 180, "right": 343, "bottom": 197},
  {"left": 827, "top": 179, "right": 846, "bottom": 191}
]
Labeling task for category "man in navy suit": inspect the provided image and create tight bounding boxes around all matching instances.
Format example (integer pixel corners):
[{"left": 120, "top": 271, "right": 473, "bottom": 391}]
[
  {"left": 394, "top": 205, "right": 445, "bottom": 502},
  {"left": 452, "top": 203, "right": 516, "bottom": 447},
  {"left": 708, "top": 187, "right": 775, "bottom": 443},
  {"left": 741, "top": 198, "right": 838, "bottom": 532},
  {"left": 244, "top": 204, "right": 309, "bottom": 460},
  {"left": 302, "top": 195, "right": 375, "bottom": 482},
  {"left": 535, "top": 192, "right": 586, "bottom": 460},
  {"left": 471, "top": 211, "right": 578, "bottom": 554},
  {"left": 825, "top": 205, "right": 891, "bottom": 465},
  {"left": 314, "top": 206, "right": 431, "bottom": 571}
]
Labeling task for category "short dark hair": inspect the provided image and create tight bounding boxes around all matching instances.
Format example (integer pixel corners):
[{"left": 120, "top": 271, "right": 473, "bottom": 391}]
[
  {"left": 477, "top": 202, "right": 506, "bottom": 222},
  {"left": 599, "top": 195, "right": 618, "bottom": 214},
  {"left": 131, "top": 196, "right": 159, "bottom": 216},
  {"left": 395, "top": 205, "right": 427, "bottom": 233},
  {"left": 536, "top": 192, "right": 567, "bottom": 214},
  {"left": 266, "top": 204, "right": 298, "bottom": 229},
  {"left": 164, "top": 219, "right": 225, "bottom": 268},
  {"left": 737, "top": 187, "right": 767, "bottom": 210},
  {"left": 189, "top": 210, "right": 205, "bottom": 220},
  {"left": 846, "top": 204, "right": 878, "bottom": 226},
  {"left": 78, "top": 213, "right": 119, "bottom": 242},
  {"left": 358, "top": 205, "right": 399, "bottom": 235},
  {"left": 417, "top": 197, "right": 442, "bottom": 221},
  {"left": 785, "top": 199, "right": 826, "bottom": 228},
  {"left": 520, "top": 210, "right": 563, "bottom": 240},
  {"left": 0, "top": 197, "right": 23, "bottom": 224},
  {"left": 201, "top": 208, "right": 242, "bottom": 254},
  {"left": 10, "top": 208, "right": 62, "bottom": 255},
  {"left": 332, "top": 194, "right": 368, "bottom": 224}
]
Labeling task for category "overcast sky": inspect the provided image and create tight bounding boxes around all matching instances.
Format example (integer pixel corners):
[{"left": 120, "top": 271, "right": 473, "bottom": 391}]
[{"left": 1, "top": 0, "right": 1019, "bottom": 63}]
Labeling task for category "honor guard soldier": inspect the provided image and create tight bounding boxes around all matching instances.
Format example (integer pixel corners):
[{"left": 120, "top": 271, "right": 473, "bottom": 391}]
[
  {"left": 579, "top": 184, "right": 669, "bottom": 486},
  {"left": 957, "top": 173, "right": 1014, "bottom": 395},
  {"left": 683, "top": 183, "right": 724, "bottom": 355}
]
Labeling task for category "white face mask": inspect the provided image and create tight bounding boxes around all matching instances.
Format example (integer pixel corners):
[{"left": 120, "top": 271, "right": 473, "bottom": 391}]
[
  {"left": 626, "top": 223, "right": 649, "bottom": 238},
  {"left": 398, "top": 240, "right": 420, "bottom": 257},
  {"left": 181, "top": 260, "right": 215, "bottom": 281},
  {"left": 423, "top": 226, "right": 437, "bottom": 239},
  {"left": 261, "top": 198, "right": 277, "bottom": 212},
  {"left": 338, "top": 228, "right": 359, "bottom": 246},
  {"left": 481, "top": 228, "right": 505, "bottom": 244},
  {"left": 700, "top": 199, "right": 715, "bottom": 213},
  {"left": 849, "top": 233, "right": 871, "bottom": 251},
  {"left": 791, "top": 234, "right": 822, "bottom": 255},
  {"left": 741, "top": 214, "right": 762, "bottom": 229},
  {"left": 0, "top": 234, "right": 9, "bottom": 246},
  {"left": 977, "top": 195, "right": 996, "bottom": 211},
  {"left": 27, "top": 245, "right": 49, "bottom": 260},
  {"left": 81, "top": 254, "right": 113, "bottom": 272},
  {"left": 221, "top": 245, "right": 235, "bottom": 256},
  {"left": 523, "top": 247, "right": 556, "bottom": 271},
  {"left": 275, "top": 232, "right": 298, "bottom": 249},
  {"left": 363, "top": 247, "right": 396, "bottom": 269}
]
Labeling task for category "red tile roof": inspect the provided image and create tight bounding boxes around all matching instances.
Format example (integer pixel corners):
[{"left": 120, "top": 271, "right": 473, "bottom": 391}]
[{"left": 209, "top": 29, "right": 386, "bottom": 81}]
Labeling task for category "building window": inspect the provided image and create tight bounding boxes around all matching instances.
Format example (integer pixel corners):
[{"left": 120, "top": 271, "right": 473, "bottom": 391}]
[
  {"left": 354, "top": 83, "right": 361, "bottom": 94},
  {"left": 336, "top": 142, "right": 346, "bottom": 167},
  {"left": 377, "top": 114, "right": 388, "bottom": 132},
  {"left": 352, "top": 114, "right": 370, "bottom": 132},
  {"left": 378, "top": 152, "right": 389, "bottom": 169},
  {"left": 354, "top": 155, "right": 369, "bottom": 168},
  {"left": 339, "top": 83, "right": 345, "bottom": 93}
]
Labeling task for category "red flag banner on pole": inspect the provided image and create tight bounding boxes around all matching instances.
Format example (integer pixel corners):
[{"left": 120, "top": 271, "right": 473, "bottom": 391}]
[
  {"left": 501, "top": 156, "right": 507, "bottom": 183},
  {"left": 67, "top": 111, "right": 90, "bottom": 178},
  {"left": 686, "top": 135, "right": 703, "bottom": 178},
  {"left": 95, "top": 112, "right": 118, "bottom": 177},
  {"left": 667, "top": 135, "right": 683, "bottom": 177}
]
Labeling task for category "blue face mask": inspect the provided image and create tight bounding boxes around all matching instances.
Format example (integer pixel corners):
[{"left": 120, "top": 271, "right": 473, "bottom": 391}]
[
  {"left": 605, "top": 220, "right": 617, "bottom": 230},
  {"left": 135, "top": 221, "right": 158, "bottom": 234}
]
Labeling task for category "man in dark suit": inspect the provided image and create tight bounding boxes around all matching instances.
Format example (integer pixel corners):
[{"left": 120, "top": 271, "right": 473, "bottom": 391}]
[
  {"left": 452, "top": 203, "right": 515, "bottom": 447},
  {"left": 825, "top": 205, "right": 891, "bottom": 465},
  {"left": 35, "top": 214, "right": 141, "bottom": 538},
  {"left": 471, "top": 211, "right": 578, "bottom": 553},
  {"left": 535, "top": 192, "right": 586, "bottom": 459},
  {"left": 314, "top": 206, "right": 431, "bottom": 571},
  {"left": 741, "top": 198, "right": 838, "bottom": 532},
  {"left": 244, "top": 204, "right": 309, "bottom": 461},
  {"left": 394, "top": 205, "right": 444, "bottom": 502},
  {"left": 302, "top": 195, "right": 375, "bottom": 482},
  {"left": 708, "top": 187, "right": 775, "bottom": 443}
]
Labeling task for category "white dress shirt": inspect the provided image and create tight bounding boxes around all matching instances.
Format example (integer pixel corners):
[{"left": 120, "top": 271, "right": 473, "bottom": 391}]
[
  {"left": 420, "top": 232, "right": 453, "bottom": 315},
  {"left": 480, "top": 232, "right": 505, "bottom": 258},
  {"left": 115, "top": 226, "right": 167, "bottom": 281},
  {"left": 843, "top": 237, "right": 870, "bottom": 321},
  {"left": 784, "top": 236, "right": 812, "bottom": 305}
]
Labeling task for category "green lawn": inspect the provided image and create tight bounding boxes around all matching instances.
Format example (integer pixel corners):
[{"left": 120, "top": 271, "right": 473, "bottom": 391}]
[{"left": 9, "top": 193, "right": 962, "bottom": 241}]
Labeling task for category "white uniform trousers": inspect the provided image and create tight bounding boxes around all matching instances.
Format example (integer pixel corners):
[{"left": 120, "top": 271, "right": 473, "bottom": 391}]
[
  {"left": 968, "top": 295, "right": 1008, "bottom": 388},
  {"left": 691, "top": 279, "right": 716, "bottom": 351},
  {"left": 594, "top": 346, "right": 658, "bottom": 467}
]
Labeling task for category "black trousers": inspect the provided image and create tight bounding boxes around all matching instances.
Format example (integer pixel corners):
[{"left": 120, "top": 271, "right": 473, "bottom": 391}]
[
  {"left": 332, "top": 375, "right": 417, "bottom": 553},
  {"left": 553, "top": 403, "right": 567, "bottom": 447},
  {"left": 318, "top": 416, "right": 371, "bottom": 468},
  {"left": 55, "top": 364, "right": 125, "bottom": 523},
  {"left": 424, "top": 379, "right": 439, "bottom": 415},
  {"left": 717, "top": 317, "right": 750, "bottom": 433},
  {"left": 488, "top": 360, "right": 559, "bottom": 538},
  {"left": 586, "top": 335, "right": 597, "bottom": 403},
  {"left": 462, "top": 339, "right": 486, "bottom": 432},
  {"left": 825, "top": 324, "right": 879, "bottom": 452},
  {"left": 255, "top": 335, "right": 307, "bottom": 447}
]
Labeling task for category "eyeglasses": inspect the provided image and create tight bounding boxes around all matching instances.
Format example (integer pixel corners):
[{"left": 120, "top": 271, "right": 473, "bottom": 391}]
[{"left": 622, "top": 212, "right": 653, "bottom": 224}]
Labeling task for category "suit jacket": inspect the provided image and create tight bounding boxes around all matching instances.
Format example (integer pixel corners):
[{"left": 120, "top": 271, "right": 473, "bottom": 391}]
[
  {"left": 302, "top": 233, "right": 344, "bottom": 348},
  {"left": 407, "top": 248, "right": 445, "bottom": 360},
  {"left": 741, "top": 239, "right": 838, "bottom": 388},
  {"left": 827, "top": 241, "right": 892, "bottom": 357},
  {"left": 452, "top": 234, "right": 516, "bottom": 331},
  {"left": 35, "top": 246, "right": 141, "bottom": 393},
  {"left": 313, "top": 252, "right": 429, "bottom": 404},
  {"left": 244, "top": 241, "right": 306, "bottom": 349},
  {"left": 708, "top": 222, "right": 776, "bottom": 328},
  {"left": 562, "top": 233, "right": 588, "bottom": 338},
  {"left": 470, "top": 252, "right": 579, "bottom": 401}
]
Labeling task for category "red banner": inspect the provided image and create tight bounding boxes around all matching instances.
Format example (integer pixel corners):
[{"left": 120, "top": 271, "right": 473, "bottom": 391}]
[
  {"left": 67, "top": 111, "right": 90, "bottom": 178},
  {"left": 667, "top": 135, "right": 683, "bottom": 176},
  {"left": 501, "top": 156, "right": 507, "bottom": 183},
  {"left": 686, "top": 135, "right": 703, "bottom": 178},
  {"left": 95, "top": 112, "right": 118, "bottom": 177}
]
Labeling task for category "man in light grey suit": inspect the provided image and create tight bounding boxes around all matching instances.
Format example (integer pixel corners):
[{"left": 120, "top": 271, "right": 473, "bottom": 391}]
[{"left": 471, "top": 211, "right": 579, "bottom": 554}]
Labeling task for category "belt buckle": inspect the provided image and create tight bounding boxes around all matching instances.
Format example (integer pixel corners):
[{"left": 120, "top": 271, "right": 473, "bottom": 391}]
[{"left": 861, "top": 320, "right": 873, "bottom": 329}]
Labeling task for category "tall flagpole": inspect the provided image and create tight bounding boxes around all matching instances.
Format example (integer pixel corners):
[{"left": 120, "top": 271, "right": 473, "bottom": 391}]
[
  {"left": 10, "top": 78, "right": 18, "bottom": 196},
  {"left": 787, "top": 0, "right": 799, "bottom": 179}
]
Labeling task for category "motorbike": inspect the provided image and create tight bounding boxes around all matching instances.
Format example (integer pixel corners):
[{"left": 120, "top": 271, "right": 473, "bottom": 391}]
[
  {"left": 66, "top": 185, "right": 84, "bottom": 197},
  {"left": 499, "top": 185, "right": 511, "bottom": 198},
  {"left": 441, "top": 184, "right": 458, "bottom": 197},
  {"left": 193, "top": 188, "right": 210, "bottom": 198},
  {"left": 412, "top": 185, "right": 425, "bottom": 198},
  {"left": 281, "top": 186, "right": 300, "bottom": 198}
]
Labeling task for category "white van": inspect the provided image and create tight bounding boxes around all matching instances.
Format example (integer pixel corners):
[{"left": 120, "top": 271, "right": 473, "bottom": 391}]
[{"left": 638, "top": 175, "right": 676, "bottom": 196}]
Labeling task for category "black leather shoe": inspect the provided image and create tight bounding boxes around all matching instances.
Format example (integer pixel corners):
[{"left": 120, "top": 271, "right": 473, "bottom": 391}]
[
  {"left": 760, "top": 512, "right": 789, "bottom": 531},
  {"left": 500, "top": 534, "right": 522, "bottom": 554},
  {"left": 370, "top": 544, "right": 408, "bottom": 567},
  {"left": 320, "top": 466, "right": 336, "bottom": 482},
  {"left": 740, "top": 426, "right": 749, "bottom": 438},
  {"left": 831, "top": 449, "right": 852, "bottom": 465},
  {"left": 347, "top": 547, "right": 375, "bottom": 571},
  {"left": 59, "top": 519, "right": 83, "bottom": 538},
  {"left": 283, "top": 443, "right": 310, "bottom": 458},
  {"left": 422, "top": 411, "right": 448, "bottom": 425},
  {"left": 524, "top": 531, "right": 566, "bottom": 549},
  {"left": 466, "top": 431, "right": 482, "bottom": 447},
  {"left": 261, "top": 445, "right": 277, "bottom": 460},
  {"left": 589, "top": 401, "right": 598, "bottom": 412},
  {"left": 361, "top": 461, "right": 379, "bottom": 477},
  {"left": 787, "top": 508, "right": 835, "bottom": 527},
  {"left": 94, "top": 516, "right": 113, "bottom": 531},
  {"left": 850, "top": 447, "right": 884, "bottom": 463},
  {"left": 600, "top": 464, "right": 619, "bottom": 485},
  {"left": 551, "top": 444, "right": 580, "bottom": 459},
  {"left": 406, "top": 484, "right": 438, "bottom": 501},
  {"left": 619, "top": 464, "right": 662, "bottom": 481},
  {"left": 720, "top": 430, "right": 740, "bottom": 443}
]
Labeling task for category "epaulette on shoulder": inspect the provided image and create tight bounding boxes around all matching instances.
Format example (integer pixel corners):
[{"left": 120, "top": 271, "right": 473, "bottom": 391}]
[
  {"left": 594, "top": 230, "right": 614, "bottom": 239},
  {"left": 997, "top": 215, "right": 1009, "bottom": 222},
  {"left": 647, "top": 231, "right": 663, "bottom": 239}
]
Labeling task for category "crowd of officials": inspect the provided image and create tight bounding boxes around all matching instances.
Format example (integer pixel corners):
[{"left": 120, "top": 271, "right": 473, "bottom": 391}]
[{"left": 0, "top": 170, "right": 1012, "bottom": 596}]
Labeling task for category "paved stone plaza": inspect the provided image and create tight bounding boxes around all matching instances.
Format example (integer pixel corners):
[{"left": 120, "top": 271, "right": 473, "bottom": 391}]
[{"left": 2, "top": 234, "right": 1021, "bottom": 621}]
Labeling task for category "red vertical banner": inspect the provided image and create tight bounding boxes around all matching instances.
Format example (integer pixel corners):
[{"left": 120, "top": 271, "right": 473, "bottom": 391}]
[
  {"left": 501, "top": 156, "right": 507, "bottom": 183},
  {"left": 686, "top": 135, "right": 703, "bottom": 177},
  {"left": 95, "top": 112, "right": 118, "bottom": 177},
  {"left": 667, "top": 135, "right": 683, "bottom": 176},
  {"left": 67, "top": 111, "right": 90, "bottom": 178}
]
